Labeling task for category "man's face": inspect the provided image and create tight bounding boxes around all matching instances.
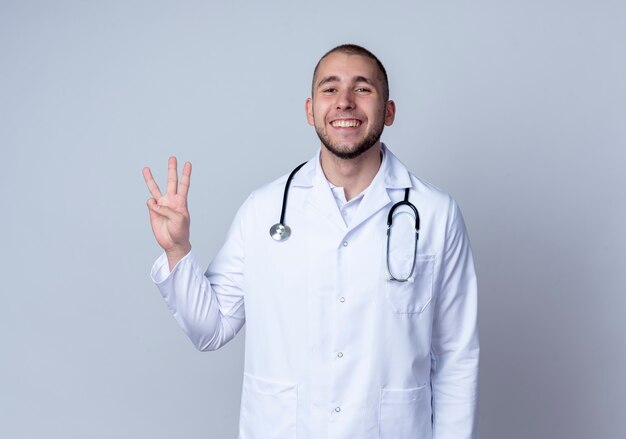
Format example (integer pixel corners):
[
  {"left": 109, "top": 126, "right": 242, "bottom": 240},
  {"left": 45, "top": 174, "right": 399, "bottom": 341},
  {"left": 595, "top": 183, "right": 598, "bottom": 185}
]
[{"left": 306, "top": 52, "right": 395, "bottom": 160}]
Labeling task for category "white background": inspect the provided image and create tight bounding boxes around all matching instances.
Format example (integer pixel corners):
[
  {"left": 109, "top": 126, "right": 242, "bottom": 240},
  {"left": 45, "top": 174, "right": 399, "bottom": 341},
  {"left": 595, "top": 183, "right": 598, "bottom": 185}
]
[{"left": 1, "top": 1, "right": 625, "bottom": 437}]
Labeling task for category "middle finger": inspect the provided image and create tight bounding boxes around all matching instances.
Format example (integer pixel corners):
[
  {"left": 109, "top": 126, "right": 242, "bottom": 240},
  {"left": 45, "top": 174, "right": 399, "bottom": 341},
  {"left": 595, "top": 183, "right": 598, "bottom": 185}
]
[{"left": 167, "top": 156, "right": 178, "bottom": 195}]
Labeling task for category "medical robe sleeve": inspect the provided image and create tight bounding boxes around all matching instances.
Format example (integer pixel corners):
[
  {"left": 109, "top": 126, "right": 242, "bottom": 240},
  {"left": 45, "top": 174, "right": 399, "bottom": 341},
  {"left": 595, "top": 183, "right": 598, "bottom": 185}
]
[
  {"left": 430, "top": 198, "right": 480, "bottom": 439},
  {"left": 150, "top": 198, "right": 249, "bottom": 351}
]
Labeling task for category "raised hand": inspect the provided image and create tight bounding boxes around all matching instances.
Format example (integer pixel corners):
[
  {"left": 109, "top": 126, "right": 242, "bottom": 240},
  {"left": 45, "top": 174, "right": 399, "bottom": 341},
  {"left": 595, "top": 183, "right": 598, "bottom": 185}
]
[{"left": 143, "top": 157, "right": 192, "bottom": 268}]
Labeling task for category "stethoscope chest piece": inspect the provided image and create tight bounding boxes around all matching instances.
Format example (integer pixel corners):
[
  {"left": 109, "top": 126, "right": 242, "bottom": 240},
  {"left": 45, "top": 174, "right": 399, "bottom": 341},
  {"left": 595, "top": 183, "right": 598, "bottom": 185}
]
[
  {"left": 269, "top": 161, "right": 308, "bottom": 243},
  {"left": 270, "top": 223, "right": 291, "bottom": 242}
]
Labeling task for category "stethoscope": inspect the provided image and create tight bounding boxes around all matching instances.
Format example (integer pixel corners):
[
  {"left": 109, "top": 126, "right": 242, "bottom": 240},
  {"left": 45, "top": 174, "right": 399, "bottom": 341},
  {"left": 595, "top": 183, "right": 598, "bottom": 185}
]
[{"left": 269, "top": 162, "right": 421, "bottom": 282}]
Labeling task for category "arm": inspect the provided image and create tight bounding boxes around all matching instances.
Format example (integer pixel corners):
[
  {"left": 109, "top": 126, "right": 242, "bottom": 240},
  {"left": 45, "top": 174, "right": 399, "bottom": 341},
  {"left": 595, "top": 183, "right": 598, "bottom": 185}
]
[
  {"left": 431, "top": 198, "right": 480, "bottom": 439},
  {"left": 150, "top": 203, "right": 247, "bottom": 351},
  {"left": 143, "top": 157, "right": 246, "bottom": 351}
]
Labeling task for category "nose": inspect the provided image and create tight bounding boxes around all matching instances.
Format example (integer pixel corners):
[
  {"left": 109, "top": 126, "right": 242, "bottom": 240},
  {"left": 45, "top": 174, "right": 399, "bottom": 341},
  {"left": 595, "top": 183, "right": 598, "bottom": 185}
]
[{"left": 335, "top": 89, "right": 355, "bottom": 110}]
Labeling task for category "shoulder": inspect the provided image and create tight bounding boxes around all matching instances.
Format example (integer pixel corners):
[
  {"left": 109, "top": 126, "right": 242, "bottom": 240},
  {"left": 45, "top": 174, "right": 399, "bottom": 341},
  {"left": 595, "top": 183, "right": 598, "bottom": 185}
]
[
  {"left": 385, "top": 147, "right": 461, "bottom": 230},
  {"left": 247, "top": 158, "right": 316, "bottom": 204},
  {"left": 248, "top": 174, "right": 288, "bottom": 201},
  {"left": 237, "top": 158, "right": 314, "bottom": 221},
  {"left": 410, "top": 174, "right": 455, "bottom": 207},
  {"left": 385, "top": 146, "right": 455, "bottom": 208}
]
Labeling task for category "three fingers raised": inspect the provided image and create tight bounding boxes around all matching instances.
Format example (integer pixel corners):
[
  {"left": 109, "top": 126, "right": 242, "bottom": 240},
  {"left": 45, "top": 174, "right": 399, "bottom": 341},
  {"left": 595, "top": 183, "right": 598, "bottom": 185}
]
[{"left": 143, "top": 157, "right": 192, "bottom": 199}]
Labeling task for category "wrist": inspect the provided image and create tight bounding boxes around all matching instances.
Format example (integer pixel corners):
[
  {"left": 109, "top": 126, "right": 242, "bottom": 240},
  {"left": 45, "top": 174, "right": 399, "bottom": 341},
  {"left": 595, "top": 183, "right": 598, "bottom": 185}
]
[
  {"left": 165, "top": 244, "right": 191, "bottom": 271},
  {"left": 165, "top": 243, "right": 192, "bottom": 259}
]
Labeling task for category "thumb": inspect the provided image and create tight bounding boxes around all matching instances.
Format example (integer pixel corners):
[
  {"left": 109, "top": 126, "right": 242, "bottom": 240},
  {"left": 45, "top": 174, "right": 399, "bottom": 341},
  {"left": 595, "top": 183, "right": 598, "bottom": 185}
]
[
  {"left": 149, "top": 201, "right": 181, "bottom": 221},
  {"left": 146, "top": 198, "right": 161, "bottom": 220}
]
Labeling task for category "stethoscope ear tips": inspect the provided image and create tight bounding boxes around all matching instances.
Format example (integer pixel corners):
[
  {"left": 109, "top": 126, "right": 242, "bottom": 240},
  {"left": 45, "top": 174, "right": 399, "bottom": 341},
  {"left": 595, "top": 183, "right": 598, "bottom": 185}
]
[{"left": 270, "top": 223, "right": 291, "bottom": 242}]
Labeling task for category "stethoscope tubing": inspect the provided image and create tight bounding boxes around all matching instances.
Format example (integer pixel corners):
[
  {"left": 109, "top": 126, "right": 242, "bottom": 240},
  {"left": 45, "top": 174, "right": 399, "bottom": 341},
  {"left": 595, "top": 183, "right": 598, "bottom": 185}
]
[
  {"left": 385, "top": 188, "right": 420, "bottom": 282},
  {"left": 271, "top": 162, "right": 421, "bottom": 282},
  {"left": 278, "top": 161, "right": 308, "bottom": 225},
  {"left": 387, "top": 188, "right": 420, "bottom": 231}
]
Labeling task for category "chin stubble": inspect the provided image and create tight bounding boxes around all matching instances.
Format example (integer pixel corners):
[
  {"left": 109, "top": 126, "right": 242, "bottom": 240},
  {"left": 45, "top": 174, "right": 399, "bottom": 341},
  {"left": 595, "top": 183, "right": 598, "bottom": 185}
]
[{"left": 315, "top": 122, "right": 384, "bottom": 160}]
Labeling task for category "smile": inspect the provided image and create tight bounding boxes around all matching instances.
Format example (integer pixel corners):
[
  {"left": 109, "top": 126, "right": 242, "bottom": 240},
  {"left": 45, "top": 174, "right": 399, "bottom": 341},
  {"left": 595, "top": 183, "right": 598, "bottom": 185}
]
[{"left": 330, "top": 119, "right": 362, "bottom": 128}]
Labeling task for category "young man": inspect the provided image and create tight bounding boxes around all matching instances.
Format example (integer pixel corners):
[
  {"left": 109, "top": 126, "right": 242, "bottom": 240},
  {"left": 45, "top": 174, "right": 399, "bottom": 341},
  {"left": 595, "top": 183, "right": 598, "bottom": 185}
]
[{"left": 143, "top": 44, "right": 479, "bottom": 438}]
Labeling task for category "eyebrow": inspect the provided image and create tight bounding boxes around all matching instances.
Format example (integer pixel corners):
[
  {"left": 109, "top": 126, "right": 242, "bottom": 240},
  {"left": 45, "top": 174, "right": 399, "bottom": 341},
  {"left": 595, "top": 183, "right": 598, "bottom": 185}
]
[{"left": 316, "top": 75, "right": 376, "bottom": 89}]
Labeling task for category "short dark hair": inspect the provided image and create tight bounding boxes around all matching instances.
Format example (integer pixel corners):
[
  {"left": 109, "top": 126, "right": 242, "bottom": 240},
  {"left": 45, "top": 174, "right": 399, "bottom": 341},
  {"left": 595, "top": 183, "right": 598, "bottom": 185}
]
[{"left": 312, "top": 44, "right": 390, "bottom": 102}]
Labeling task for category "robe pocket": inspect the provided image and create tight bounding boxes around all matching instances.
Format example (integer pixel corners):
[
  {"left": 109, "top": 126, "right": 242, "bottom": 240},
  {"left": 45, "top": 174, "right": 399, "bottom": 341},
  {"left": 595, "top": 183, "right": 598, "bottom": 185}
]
[
  {"left": 378, "top": 385, "right": 432, "bottom": 439},
  {"left": 384, "top": 255, "right": 435, "bottom": 314},
  {"left": 240, "top": 373, "right": 298, "bottom": 439}
]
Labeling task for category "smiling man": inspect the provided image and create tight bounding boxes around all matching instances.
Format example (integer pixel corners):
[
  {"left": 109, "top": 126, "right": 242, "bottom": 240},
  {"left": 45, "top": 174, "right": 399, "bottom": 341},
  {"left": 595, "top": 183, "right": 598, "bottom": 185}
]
[
  {"left": 308, "top": 49, "right": 394, "bottom": 160},
  {"left": 144, "top": 44, "right": 479, "bottom": 438}
]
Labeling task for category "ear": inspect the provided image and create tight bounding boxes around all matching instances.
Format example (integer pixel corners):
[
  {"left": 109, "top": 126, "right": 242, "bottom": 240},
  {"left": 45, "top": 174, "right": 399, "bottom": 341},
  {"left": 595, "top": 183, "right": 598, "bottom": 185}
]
[
  {"left": 305, "top": 98, "right": 315, "bottom": 126},
  {"left": 384, "top": 100, "right": 396, "bottom": 126}
]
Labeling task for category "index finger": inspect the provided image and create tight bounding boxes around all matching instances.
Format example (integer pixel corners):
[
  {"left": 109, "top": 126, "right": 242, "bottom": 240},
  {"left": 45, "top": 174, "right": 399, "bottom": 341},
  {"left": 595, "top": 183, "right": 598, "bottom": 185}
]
[
  {"left": 142, "top": 167, "right": 163, "bottom": 199},
  {"left": 178, "top": 161, "right": 192, "bottom": 199}
]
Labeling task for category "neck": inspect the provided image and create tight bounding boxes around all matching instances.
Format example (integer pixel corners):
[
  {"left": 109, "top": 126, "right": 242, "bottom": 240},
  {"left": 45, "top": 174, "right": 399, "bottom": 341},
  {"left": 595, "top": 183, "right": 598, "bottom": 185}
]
[{"left": 320, "top": 142, "right": 383, "bottom": 201}]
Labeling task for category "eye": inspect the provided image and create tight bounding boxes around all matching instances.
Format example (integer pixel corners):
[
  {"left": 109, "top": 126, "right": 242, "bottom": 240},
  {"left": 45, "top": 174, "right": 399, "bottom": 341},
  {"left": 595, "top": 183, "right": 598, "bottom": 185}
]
[
  {"left": 356, "top": 87, "right": 372, "bottom": 93},
  {"left": 322, "top": 88, "right": 337, "bottom": 93}
]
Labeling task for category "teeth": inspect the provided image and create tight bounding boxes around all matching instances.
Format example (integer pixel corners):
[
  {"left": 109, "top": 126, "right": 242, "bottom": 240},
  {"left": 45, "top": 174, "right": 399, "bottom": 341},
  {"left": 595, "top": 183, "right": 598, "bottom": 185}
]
[{"left": 332, "top": 120, "right": 360, "bottom": 128}]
